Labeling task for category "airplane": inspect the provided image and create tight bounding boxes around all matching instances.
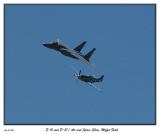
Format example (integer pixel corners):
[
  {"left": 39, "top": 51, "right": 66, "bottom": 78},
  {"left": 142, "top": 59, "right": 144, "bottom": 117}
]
[
  {"left": 71, "top": 66, "right": 104, "bottom": 91},
  {"left": 43, "top": 40, "right": 96, "bottom": 66}
]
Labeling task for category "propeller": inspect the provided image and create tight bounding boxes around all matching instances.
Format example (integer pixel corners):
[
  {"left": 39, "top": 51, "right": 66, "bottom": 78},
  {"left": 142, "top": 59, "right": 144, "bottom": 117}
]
[{"left": 70, "top": 65, "right": 81, "bottom": 78}]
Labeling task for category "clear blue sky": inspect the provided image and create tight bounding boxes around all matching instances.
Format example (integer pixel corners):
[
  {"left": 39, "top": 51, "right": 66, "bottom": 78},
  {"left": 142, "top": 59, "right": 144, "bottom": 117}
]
[{"left": 5, "top": 4, "right": 155, "bottom": 124}]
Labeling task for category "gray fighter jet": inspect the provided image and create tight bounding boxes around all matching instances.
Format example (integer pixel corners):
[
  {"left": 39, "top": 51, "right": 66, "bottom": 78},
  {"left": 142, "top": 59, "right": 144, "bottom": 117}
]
[{"left": 43, "top": 40, "right": 96, "bottom": 66}]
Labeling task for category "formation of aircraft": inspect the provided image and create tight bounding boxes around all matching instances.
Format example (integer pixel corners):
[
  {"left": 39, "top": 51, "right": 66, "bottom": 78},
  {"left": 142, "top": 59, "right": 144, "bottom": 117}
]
[
  {"left": 43, "top": 39, "right": 104, "bottom": 91},
  {"left": 43, "top": 40, "right": 96, "bottom": 66}
]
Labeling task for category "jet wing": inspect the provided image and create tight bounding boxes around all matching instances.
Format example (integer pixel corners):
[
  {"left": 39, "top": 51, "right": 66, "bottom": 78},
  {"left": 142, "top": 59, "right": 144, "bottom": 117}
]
[
  {"left": 61, "top": 48, "right": 94, "bottom": 66},
  {"left": 73, "top": 41, "right": 86, "bottom": 52},
  {"left": 83, "top": 48, "right": 96, "bottom": 62},
  {"left": 88, "top": 83, "right": 102, "bottom": 91}
]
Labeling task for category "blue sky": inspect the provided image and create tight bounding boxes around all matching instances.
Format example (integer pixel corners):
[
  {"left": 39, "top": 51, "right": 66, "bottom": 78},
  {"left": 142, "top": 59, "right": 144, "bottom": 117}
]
[{"left": 5, "top": 4, "right": 155, "bottom": 124}]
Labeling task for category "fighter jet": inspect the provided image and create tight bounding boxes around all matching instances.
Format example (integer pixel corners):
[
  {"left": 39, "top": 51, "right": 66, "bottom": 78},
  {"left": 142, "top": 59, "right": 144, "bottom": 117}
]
[
  {"left": 43, "top": 40, "right": 96, "bottom": 66},
  {"left": 71, "top": 66, "right": 104, "bottom": 91}
]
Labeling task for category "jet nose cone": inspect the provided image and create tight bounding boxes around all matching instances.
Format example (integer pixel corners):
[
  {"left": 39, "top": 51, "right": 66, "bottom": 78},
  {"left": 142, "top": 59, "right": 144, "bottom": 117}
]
[
  {"left": 43, "top": 44, "right": 47, "bottom": 47},
  {"left": 43, "top": 44, "right": 50, "bottom": 48}
]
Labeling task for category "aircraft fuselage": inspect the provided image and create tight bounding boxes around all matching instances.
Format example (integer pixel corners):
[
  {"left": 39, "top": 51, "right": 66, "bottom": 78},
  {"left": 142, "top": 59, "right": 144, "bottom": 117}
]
[
  {"left": 60, "top": 49, "right": 79, "bottom": 59},
  {"left": 77, "top": 74, "right": 104, "bottom": 83},
  {"left": 43, "top": 42, "right": 79, "bottom": 59},
  {"left": 78, "top": 75, "right": 98, "bottom": 83}
]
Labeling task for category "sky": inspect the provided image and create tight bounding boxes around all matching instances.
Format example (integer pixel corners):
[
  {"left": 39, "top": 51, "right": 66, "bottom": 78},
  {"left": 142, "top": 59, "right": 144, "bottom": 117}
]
[{"left": 5, "top": 4, "right": 156, "bottom": 124}]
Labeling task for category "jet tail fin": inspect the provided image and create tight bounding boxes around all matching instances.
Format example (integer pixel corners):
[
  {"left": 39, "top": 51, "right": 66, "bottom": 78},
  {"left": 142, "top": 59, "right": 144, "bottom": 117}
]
[
  {"left": 74, "top": 41, "right": 86, "bottom": 52},
  {"left": 98, "top": 75, "right": 104, "bottom": 82},
  {"left": 83, "top": 48, "right": 96, "bottom": 62}
]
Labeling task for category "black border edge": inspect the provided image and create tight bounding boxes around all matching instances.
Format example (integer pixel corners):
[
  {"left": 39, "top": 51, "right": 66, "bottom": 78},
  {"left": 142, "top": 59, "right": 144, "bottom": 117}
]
[
  {"left": 3, "top": 3, "right": 157, "bottom": 125},
  {"left": 155, "top": 3, "right": 157, "bottom": 125}
]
